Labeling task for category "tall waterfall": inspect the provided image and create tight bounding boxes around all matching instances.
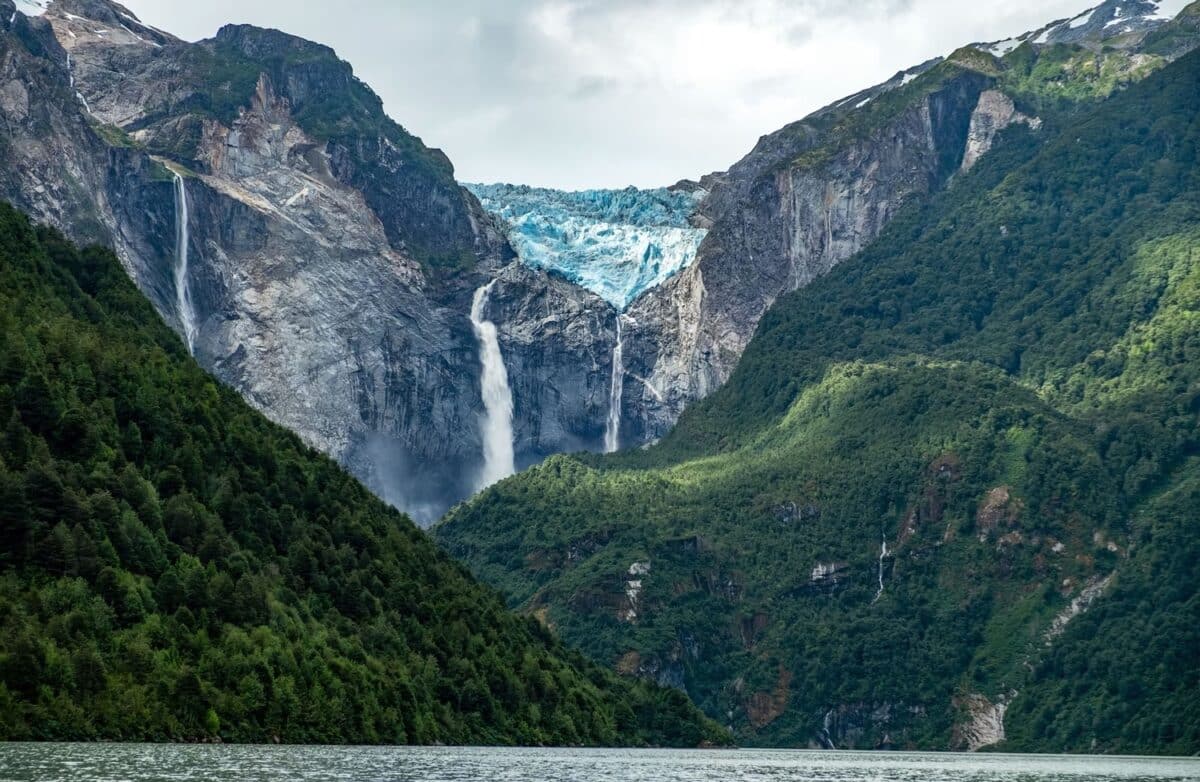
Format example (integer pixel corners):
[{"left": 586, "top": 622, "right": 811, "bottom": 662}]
[
  {"left": 604, "top": 315, "right": 625, "bottom": 453},
  {"left": 470, "top": 281, "right": 516, "bottom": 490},
  {"left": 172, "top": 172, "right": 198, "bottom": 355}
]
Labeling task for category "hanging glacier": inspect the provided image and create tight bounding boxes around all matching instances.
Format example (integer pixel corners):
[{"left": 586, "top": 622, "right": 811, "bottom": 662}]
[{"left": 467, "top": 183, "right": 708, "bottom": 310}]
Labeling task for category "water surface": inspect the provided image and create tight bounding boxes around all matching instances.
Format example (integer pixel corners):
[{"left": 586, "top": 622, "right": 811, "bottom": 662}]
[{"left": 1, "top": 744, "right": 1198, "bottom": 782}]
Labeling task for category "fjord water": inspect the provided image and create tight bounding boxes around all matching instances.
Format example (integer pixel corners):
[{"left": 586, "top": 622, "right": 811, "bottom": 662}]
[{"left": 3, "top": 746, "right": 1199, "bottom": 782}]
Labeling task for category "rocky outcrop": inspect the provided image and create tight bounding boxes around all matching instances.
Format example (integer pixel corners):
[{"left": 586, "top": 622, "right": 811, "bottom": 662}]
[
  {"left": 1044, "top": 574, "right": 1114, "bottom": 644},
  {"left": 0, "top": 3, "right": 120, "bottom": 249},
  {"left": 952, "top": 693, "right": 1011, "bottom": 751},
  {"left": 485, "top": 263, "right": 616, "bottom": 465},
  {"left": 0, "top": 0, "right": 604, "bottom": 521},
  {"left": 619, "top": 63, "right": 990, "bottom": 444},
  {"left": 961, "top": 90, "right": 1040, "bottom": 173}
]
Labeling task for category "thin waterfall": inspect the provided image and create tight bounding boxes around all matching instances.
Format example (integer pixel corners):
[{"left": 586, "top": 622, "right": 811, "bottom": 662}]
[
  {"left": 470, "top": 281, "right": 516, "bottom": 490},
  {"left": 172, "top": 172, "right": 198, "bottom": 355},
  {"left": 604, "top": 314, "right": 625, "bottom": 453},
  {"left": 872, "top": 538, "right": 889, "bottom": 604}
]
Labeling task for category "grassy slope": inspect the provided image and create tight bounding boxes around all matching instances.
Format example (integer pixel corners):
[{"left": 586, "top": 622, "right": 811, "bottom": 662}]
[
  {"left": 0, "top": 205, "right": 726, "bottom": 747},
  {"left": 437, "top": 50, "right": 1200, "bottom": 750}
]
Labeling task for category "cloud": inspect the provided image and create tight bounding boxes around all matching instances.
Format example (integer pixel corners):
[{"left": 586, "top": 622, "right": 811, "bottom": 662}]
[
  {"left": 570, "top": 75, "right": 621, "bottom": 101},
  {"left": 122, "top": 0, "right": 1091, "bottom": 189}
]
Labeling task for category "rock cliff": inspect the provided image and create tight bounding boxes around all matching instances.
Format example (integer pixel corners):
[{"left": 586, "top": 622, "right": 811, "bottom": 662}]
[{"left": 0, "top": 0, "right": 614, "bottom": 520}]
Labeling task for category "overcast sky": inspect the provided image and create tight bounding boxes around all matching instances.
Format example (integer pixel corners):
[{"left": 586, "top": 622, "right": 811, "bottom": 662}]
[{"left": 120, "top": 0, "right": 1089, "bottom": 190}]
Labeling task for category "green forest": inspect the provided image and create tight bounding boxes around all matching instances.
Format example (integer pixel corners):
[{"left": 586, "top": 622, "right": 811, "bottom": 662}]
[
  {"left": 437, "top": 48, "right": 1200, "bottom": 751},
  {"left": 0, "top": 203, "right": 726, "bottom": 747}
]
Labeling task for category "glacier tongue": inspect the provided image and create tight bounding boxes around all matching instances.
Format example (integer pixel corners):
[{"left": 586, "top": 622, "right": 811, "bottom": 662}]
[{"left": 467, "top": 183, "right": 707, "bottom": 310}]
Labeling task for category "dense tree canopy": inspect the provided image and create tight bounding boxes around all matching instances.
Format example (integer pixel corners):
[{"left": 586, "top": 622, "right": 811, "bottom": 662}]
[{"left": 0, "top": 203, "right": 726, "bottom": 747}]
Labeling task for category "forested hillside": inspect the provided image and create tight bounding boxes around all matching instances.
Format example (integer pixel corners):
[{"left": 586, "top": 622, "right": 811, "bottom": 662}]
[
  {"left": 0, "top": 204, "right": 726, "bottom": 747},
  {"left": 437, "top": 49, "right": 1200, "bottom": 751}
]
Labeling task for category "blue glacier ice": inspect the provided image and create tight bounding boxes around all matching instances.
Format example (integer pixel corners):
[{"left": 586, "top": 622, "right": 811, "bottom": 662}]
[{"left": 466, "top": 183, "right": 708, "bottom": 310}]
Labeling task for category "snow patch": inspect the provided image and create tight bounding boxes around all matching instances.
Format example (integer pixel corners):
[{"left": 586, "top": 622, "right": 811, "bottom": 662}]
[
  {"left": 855, "top": 97, "right": 871, "bottom": 108},
  {"left": 468, "top": 183, "right": 706, "bottom": 310},
  {"left": 13, "top": 0, "right": 49, "bottom": 17},
  {"left": 1034, "top": 23, "right": 1062, "bottom": 44},
  {"left": 982, "top": 37, "right": 1021, "bottom": 56},
  {"left": 1068, "top": 7, "right": 1097, "bottom": 28}
]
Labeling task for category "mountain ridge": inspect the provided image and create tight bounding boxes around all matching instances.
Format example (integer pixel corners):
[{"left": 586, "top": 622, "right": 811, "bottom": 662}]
[{"left": 436, "top": 43, "right": 1200, "bottom": 751}]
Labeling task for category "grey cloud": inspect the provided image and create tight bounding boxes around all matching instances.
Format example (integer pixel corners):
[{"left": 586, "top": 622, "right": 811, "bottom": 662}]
[
  {"left": 122, "top": 0, "right": 1089, "bottom": 188},
  {"left": 785, "top": 22, "right": 813, "bottom": 45},
  {"left": 570, "top": 75, "right": 621, "bottom": 100}
]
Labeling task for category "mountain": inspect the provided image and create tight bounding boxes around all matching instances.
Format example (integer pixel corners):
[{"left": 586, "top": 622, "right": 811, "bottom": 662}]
[
  {"left": 0, "top": 0, "right": 621, "bottom": 520},
  {"left": 0, "top": 200, "right": 727, "bottom": 745},
  {"left": 435, "top": 40, "right": 1200, "bottom": 752},
  {"left": 5, "top": 0, "right": 1194, "bottom": 523},
  {"left": 469, "top": 0, "right": 1200, "bottom": 453}
]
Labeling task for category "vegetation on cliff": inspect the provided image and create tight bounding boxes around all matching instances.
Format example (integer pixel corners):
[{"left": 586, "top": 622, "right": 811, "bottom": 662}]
[{"left": 437, "top": 50, "right": 1200, "bottom": 751}]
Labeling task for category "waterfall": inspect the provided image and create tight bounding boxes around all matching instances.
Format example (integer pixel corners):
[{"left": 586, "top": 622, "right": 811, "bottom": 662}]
[
  {"left": 872, "top": 538, "right": 889, "bottom": 604},
  {"left": 172, "top": 172, "right": 198, "bottom": 355},
  {"left": 604, "top": 314, "right": 625, "bottom": 453},
  {"left": 470, "top": 281, "right": 516, "bottom": 490}
]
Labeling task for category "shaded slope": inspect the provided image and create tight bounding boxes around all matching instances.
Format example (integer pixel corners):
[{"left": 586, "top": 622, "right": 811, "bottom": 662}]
[{"left": 0, "top": 203, "right": 725, "bottom": 746}]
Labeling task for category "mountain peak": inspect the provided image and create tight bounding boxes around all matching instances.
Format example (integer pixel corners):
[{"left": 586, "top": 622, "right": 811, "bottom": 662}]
[
  {"left": 20, "top": 0, "right": 178, "bottom": 46},
  {"left": 975, "top": 0, "right": 1196, "bottom": 55},
  {"left": 212, "top": 22, "right": 339, "bottom": 62}
]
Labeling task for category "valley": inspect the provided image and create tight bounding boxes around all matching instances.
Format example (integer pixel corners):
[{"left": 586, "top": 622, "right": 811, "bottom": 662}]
[{"left": 0, "top": 0, "right": 1197, "bottom": 756}]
